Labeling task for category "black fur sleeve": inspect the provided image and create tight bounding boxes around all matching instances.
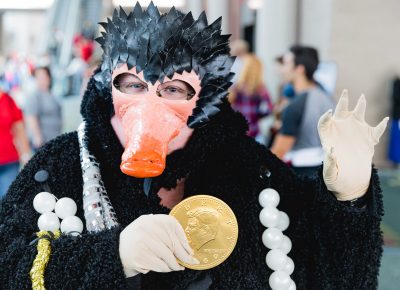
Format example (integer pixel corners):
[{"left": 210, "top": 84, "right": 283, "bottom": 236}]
[
  {"left": 289, "top": 167, "right": 383, "bottom": 290},
  {"left": 0, "top": 133, "right": 128, "bottom": 290},
  {"left": 236, "top": 136, "right": 383, "bottom": 289}
]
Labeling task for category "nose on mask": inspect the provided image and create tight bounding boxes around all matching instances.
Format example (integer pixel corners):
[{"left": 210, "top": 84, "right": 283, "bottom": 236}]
[{"left": 120, "top": 102, "right": 184, "bottom": 178}]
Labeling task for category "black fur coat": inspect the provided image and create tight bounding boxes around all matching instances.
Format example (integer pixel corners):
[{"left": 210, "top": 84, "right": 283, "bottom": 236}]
[{"left": 0, "top": 77, "right": 383, "bottom": 290}]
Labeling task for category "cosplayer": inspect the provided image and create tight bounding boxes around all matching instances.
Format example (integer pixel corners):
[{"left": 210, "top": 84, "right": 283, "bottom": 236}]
[{"left": 0, "top": 2, "right": 388, "bottom": 289}]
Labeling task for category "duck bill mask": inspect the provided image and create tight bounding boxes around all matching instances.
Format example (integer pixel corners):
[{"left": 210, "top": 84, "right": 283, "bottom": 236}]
[{"left": 111, "top": 65, "right": 200, "bottom": 178}]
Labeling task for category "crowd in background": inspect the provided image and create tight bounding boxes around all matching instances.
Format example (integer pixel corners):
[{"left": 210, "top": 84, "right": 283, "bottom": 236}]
[
  {"left": 0, "top": 33, "right": 96, "bottom": 197},
  {"left": 229, "top": 40, "right": 335, "bottom": 177},
  {"left": 228, "top": 40, "right": 398, "bottom": 180}
]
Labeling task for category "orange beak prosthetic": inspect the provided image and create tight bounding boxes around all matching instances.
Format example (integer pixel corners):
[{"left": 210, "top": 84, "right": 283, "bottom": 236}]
[
  {"left": 93, "top": 2, "right": 235, "bottom": 178},
  {"left": 112, "top": 65, "right": 200, "bottom": 178},
  {"left": 119, "top": 98, "right": 183, "bottom": 177}
]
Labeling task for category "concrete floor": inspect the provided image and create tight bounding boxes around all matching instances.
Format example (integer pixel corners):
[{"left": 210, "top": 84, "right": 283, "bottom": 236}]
[
  {"left": 379, "top": 247, "right": 400, "bottom": 289},
  {"left": 378, "top": 169, "right": 400, "bottom": 289}
]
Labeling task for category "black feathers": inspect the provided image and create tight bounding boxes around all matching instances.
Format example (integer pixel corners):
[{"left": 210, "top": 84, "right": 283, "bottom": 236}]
[{"left": 94, "top": 1, "right": 234, "bottom": 128}]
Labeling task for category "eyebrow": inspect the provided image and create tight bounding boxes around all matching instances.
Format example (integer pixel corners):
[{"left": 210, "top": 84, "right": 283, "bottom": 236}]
[
  {"left": 126, "top": 73, "right": 146, "bottom": 83},
  {"left": 130, "top": 74, "right": 144, "bottom": 82},
  {"left": 115, "top": 73, "right": 146, "bottom": 83}
]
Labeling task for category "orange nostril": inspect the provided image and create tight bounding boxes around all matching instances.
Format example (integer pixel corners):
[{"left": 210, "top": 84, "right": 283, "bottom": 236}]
[
  {"left": 120, "top": 129, "right": 171, "bottom": 178},
  {"left": 120, "top": 152, "right": 166, "bottom": 178}
]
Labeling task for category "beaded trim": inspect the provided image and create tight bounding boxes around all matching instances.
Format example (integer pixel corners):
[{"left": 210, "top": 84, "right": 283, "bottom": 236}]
[{"left": 78, "top": 122, "right": 119, "bottom": 232}]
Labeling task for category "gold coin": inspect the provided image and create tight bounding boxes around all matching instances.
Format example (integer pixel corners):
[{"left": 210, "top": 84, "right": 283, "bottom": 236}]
[{"left": 169, "top": 195, "right": 238, "bottom": 270}]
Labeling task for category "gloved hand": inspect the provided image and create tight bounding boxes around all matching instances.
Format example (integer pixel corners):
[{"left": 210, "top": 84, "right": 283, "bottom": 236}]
[
  {"left": 119, "top": 214, "right": 199, "bottom": 278},
  {"left": 318, "top": 90, "right": 389, "bottom": 201}
]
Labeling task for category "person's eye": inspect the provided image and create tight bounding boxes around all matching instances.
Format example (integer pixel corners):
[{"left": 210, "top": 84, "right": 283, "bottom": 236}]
[
  {"left": 165, "top": 87, "right": 180, "bottom": 93},
  {"left": 121, "top": 82, "right": 147, "bottom": 92},
  {"left": 127, "top": 83, "right": 144, "bottom": 89}
]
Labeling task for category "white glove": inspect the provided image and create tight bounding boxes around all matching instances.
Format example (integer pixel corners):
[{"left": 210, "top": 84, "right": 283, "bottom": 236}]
[
  {"left": 318, "top": 90, "right": 389, "bottom": 201},
  {"left": 119, "top": 214, "right": 199, "bottom": 278}
]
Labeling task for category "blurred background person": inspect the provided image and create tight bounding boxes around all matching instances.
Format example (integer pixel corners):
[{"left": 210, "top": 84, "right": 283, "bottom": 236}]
[
  {"left": 80, "top": 57, "right": 101, "bottom": 97},
  {"left": 230, "top": 39, "right": 249, "bottom": 84},
  {"left": 24, "top": 66, "right": 62, "bottom": 150},
  {"left": 229, "top": 53, "right": 273, "bottom": 142},
  {"left": 267, "top": 55, "right": 297, "bottom": 147},
  {"left": 271, "top": 45, "right": 335, "bottom": 177},
  {"left": 65, "top": 33, "right": 95, "bottom": 97},
  {"left": 0, "top": 90, "right": 31, "bottom": 197},
  {"left": 275, "top": 55, "right": 296, "bottom": 103},
  {"left": 1, "top": 53, "right": 35, "bottom": 108}
]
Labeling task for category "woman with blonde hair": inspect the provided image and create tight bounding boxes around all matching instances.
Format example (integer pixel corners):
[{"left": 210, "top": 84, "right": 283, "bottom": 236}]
[{"left": 230, "top": 53, "right": 273, "bottom": 138}]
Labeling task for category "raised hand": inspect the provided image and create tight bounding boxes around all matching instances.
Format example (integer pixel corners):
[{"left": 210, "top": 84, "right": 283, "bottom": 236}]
[{"left": 317, "top": 90, "right": 389, "bottom": 200}]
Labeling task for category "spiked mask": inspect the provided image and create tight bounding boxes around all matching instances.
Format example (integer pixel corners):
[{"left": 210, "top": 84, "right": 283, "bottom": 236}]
[{"left": 94, "top": 2, "right": 235, "bottom": 178}]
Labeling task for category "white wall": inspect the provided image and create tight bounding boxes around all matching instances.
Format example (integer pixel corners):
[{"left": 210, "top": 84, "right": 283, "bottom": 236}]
[
  {"left": 328, "top": 0, "right": 400, "bottom": 166},
  {"left": 206, "top": 0, "right": 229, "bottom": 33},
  {"left": 186, "top": 0, "right": 203, "bottom": 18},
  {"left": 2, "top": 11, "right": 46, "bottom": 56},
  {"left": 299, "top": 0, "right": 333, "bottom": 61},
  {"left": 255, "top": 0, "right": 297, "bottom": 101}
]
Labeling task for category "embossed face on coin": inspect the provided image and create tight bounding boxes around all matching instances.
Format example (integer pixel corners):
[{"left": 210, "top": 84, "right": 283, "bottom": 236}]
[
  {"left": 170, "top": 195, "right": 238, "bottom": 270},
  {"left": 185, "top": 207, "right": 220, "bottom": 250}
]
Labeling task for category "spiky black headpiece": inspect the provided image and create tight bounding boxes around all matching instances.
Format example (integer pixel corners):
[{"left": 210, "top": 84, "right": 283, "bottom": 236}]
[{"left": 94, "top": 1, "right": 235, "bottom": 128}]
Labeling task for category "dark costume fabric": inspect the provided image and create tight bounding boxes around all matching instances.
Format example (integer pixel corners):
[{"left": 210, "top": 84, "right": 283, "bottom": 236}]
[{"left": 0, "top": 75, "right": 384, "bottom": 290}]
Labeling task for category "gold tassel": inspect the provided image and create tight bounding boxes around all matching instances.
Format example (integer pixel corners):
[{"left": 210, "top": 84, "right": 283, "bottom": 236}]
[{"left": 30, "top": 230, "right": 61, "bottom": 290}]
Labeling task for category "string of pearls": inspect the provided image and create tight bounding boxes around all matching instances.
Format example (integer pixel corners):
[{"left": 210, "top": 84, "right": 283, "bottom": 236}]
[
  {"left": 259, "top": 188, "right": 296, "bottom": 290},
  {"left": 33, "top": 192, "right": 83, "bottom": 236}
]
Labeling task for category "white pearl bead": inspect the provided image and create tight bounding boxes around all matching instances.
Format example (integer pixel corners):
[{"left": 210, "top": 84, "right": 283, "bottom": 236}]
[
  {"left": 283, "top": 257, "right": 295, "bottom": 275},
  {"left": 33, "top": 192, "right": 56, "bottom": 214},
  {"left": 61, "top": 216, "right": 83, "bottom": 236},
  {"left": 288, "top": 280, "right": 296, "bottom": 290},
  {"left": 258, "top": 188, "right": 280, "bottom": 208},
  {"left": 276, "top": 211, "right": 290, "bottom": 231},
  {"left": 259, "top": 206, "right": 280, "bottom": 228},
  {"left": 266, "top": 249, "right": 288, "bottom": 271},
  {"left": 279, "top": 235, "right": 292, "bottom": 254},
  {"left": 38, "top": 212, "right": 60, "bottom": 231},
  {"left": 269, "top": 271, "right": 292, "bottom": 290},
  {"left": 55, "top": 197, "right": 77, "bottom": 219},
  {"left": 262, "top": 228, "right": 283, "bottom": 249}
]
